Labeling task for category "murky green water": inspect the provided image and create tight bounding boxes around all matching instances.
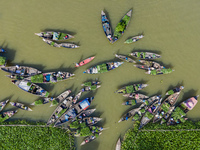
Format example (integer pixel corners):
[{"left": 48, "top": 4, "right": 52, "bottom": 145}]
[{"left": 0, "top": 0, "right": 200, "bottom": 149}]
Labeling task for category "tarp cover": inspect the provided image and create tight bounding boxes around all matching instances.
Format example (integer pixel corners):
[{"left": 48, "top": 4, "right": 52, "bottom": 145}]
[
  {"left": 79, "top": 99, "right": 90, "bottom": 110},
  {"left": 18, "top": 81, "right": 31, "bottom": 91}
]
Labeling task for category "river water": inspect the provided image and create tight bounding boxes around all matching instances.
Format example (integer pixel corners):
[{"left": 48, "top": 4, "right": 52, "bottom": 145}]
[{"left": 0, "top": 0, "right": 200, "bottom": 150}]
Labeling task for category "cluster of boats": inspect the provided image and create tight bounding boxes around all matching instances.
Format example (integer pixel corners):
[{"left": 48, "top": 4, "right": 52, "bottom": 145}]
[
  {"left": 35, "top": 31, "right": 79, "bottom": 48},
  {"left": 118, "top": 85, "right": 199, "bottom": 129}
]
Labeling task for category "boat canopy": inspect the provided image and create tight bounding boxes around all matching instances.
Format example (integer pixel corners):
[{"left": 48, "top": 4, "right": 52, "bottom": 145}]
[
  {"left": 182, "top": 97, "right": 198, "bottom": 110},
  {"left": 79, "top": 99, "right": 90, "bottom": 110}
]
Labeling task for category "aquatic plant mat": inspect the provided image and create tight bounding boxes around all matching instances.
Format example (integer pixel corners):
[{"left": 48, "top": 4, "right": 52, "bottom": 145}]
[
  {"left": 0, "top": 120, "right": 74, "bottom": 149},
  {"left": 122, "top": 121, "right": 200, "bottom": 150}
]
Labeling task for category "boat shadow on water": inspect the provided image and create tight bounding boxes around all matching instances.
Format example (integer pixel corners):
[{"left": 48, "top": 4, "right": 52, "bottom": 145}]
[
  {"left": 0, "top": 44, "right": 16, "bottom": 65},
  {"left": 179, "top": 89, "right": 199, "bottom": 104}
]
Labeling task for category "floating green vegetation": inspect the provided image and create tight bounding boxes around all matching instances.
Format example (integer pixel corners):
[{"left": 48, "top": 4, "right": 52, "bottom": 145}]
[
  {"left": 0, "top": 56, "right": 6, "bottom": 66},
  {"left": 121, "top": 121, "right": 200, "bottom": 150},
  {"left": 31, "top": 74, "right": 44, "bottom": 83}
]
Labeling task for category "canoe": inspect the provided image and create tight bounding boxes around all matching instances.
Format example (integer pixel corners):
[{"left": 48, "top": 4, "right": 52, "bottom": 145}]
[
  {"left": 2, "top": 65, "right": 42, "bottom": 79},
  {"left": 139, "top": 98, "right": 162, "bottom": 129},
  {"left": 72, "top": 91, "right": 82, "bottom": 104},
  {"left": 12, "top": 80, "right": 49, "bottom": 97},
  {"left": 46, "top": 96, "right": 73, "bottom": 126},
  {"left": 115, "top": 54, "right": 136, "bottom": 63},
  {"left": 54, "top": 97, "right": 94, "bottom": 127},
  {"left": 0, "top": 99, "right": 9, "bottom": 112},
  {"left": 134, "top": 60, "right": 164, "bottom": 71},
  {"left": 80, "top": 132, "right": 102, "bottom": 146},
  {"left": 123, "top": 93, "right": 149, "bottom": 99},
  {"left": 153, "top": 89, "right": 183, "bottom": 123},
  {"left": 81, "top": 85, "right": 101, "bottom": 92},
  {"left": 165, "top": 86, "right": 184, "bottom": 95},
  {"left": 35, "top": 31, "right": 74, "bottom": 41},
  {"left": 115, "top": 138, "right": 121, "bottom": 150},
  {"left": 31, "top": 97, "right": 52, "bottom": 105},
  {"left": 81, "top": 81, "right": 101, "bottom": 86},
  {"left": 50, "top": 90, "right": 71, "bottom": 107},
  {"left": 0, "top": 110, "right": 18, "bottom": 122},
  {"left": 0, "top": 48, "right": 6, "bottom": 53},
  {"left": 25, "top": 72, "right": 74, "bottom": 84},
  {"left": 75, "top": 56, "right": 95, "bottom": 67},
  {"left": 118, "top": 104, "right": 143, "bottom": 123},
  {"left": 10, "top": 102, "right": 32, "bottom": 111},
  {"left": 0, "top": 56, "right": 6, "bottom": 67},
  {"left": 167, "top": 96, "right": 199, "bottom": 125},
  {"left": 146, "top": 68, "right": 174, "bottom": 75},
  {"left": 82, "top": 117, "right": 102, "bottom": 126},
  {"left": 112, "top": 9, "right": 132, "bottom": 43},
  {"left": 83, "top": 62, "right": 124, "bottom": 74},
  {"left": 122, "top": 94, "right": 149, "bottom": 106},
  {"left": 42, "top": 39, "right": 79, "bottom": 48},
  {"left": 115, "top": 84, "right": 148, "bottom": 94},
  {"left": 101, "top": 11, "right": 112, "bottom": 43},
  {"left": 129, "top": 52, "right": 161, "bottom": 60},
  {"left": 124, "top": 35, "right": 144, "bottom": 44}
]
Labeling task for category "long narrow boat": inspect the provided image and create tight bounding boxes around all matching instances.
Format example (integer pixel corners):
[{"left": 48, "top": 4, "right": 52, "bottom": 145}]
[
  {"left": 122, "top": 94, "right": 149, "bottom": 106},
  {"left": 123, "top": 93, "right": 149, "bottom": 99},
  {"left": 31, "top": 97, "right": 52, "bottom": 105},
  {"left": 124, "top": 35, "right": 144, "bottom": 44},
  {"left": 115, "top": 54, "right": 136, "bottom": 63},
  {"left": 129, "top": 52, "right": 161, "bottom": 60},
  {"left": 139, "top": 98, "right": 162, "bottom": 129},
  {"left": 35, "top": 31, "right": 74, "bottom": 41},
  {"left": 115, "top": 138, "right": 121, "bottom": 150},
  {"left": 145, "top": 68, "right": 174, "bottom": 75},
  {"left": 81, "top": 117, "right": 102, "bottom": 126},
  {"left": 153, "top": 87, "right": 184, "bottom": 123},
  {"left": 72, "top": 91, "right": 82, "bottom": 104},
  {"left": 81, "top": 85, "right": 101, "bottom": 92},
  {"left": 115, "top": 84, "right": 148, "bottom": 94},
  {"left": 0, "top": 99, "right": 9, "bottom": 112},
  {"left": 75, "top": 56, "right": 95, "bottom": 67},
  {"left": 54, "top": 97, "right": 94, "bottom": 127},
  {"left": 42, "top": 39, "right": 79, "bottom": 48},
  {"left": 46, "top": 96, "right": 73, "bottom": 126},
  {"left": 2, "top": 65, "right": 42, "bottom": 79},
  {"left": 50, "top": 90, "right": 71, "bottom": 107},
  {"left": 165, "top": 86, "right": 184, "bottom": 95},
  {"left": 0, "top": 56, "right": 6, "bottom": 67},
  {"left": 0, "top": 48, "right": 6, "bottom": 53},
  {"left": 80, "top": 132, "right": 102, "bottom": 146},
  {"left": 83, "top": 62, "right": 124, "bottom": 74},
  {"left": 0, "top": 110, "right": 18, "bottom": 122},
  {"left": 134, "top": 60, "right": 164, "bottom": 71},
  {"left": 167, "top": 96, "right": 199, "bottom": 125},
  {"left": 25, "top": 72, "right": 74, "bottom": 84},
  {"left": 10, "top": 102, "right": 32, "bottom": 111},
  {"left": 101, "top": 10, "right": 112, "bottom": 43},
  {"left": 112, "top": 9, "right": 132, "bottom": 43},
  {"left": 81, "top": 81, "right": 101, "bottom": 86},
  {"left": 12, "top": 80, "right": 49, "bottom": 97}
]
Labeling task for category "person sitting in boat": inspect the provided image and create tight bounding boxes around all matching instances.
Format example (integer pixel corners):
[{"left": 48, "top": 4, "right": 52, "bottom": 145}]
[{"left": 64, "top": 35, "right": 68, "bottom": 39}]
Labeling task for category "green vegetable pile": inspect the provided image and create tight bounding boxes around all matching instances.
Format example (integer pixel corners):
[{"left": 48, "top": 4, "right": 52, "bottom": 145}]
[{"left": 31, "top": 74, "right": 44, "bottom": 83}]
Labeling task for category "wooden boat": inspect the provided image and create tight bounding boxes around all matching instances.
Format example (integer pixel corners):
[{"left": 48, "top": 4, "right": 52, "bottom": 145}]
[
  {"left": 75, "top": 56, "right": 95, "bottom": 67},
  {"left": 0, "top": 99, "right": 9, "bottom": 112},
  {"left": 72, "top": 91, "right": 82, "bottom": 104},
  {"left": 115, "top": 54, "right": 136, "bottom": 63},
  {"left": 2, "top": 65, "right": 42, "bottom": 79},
  {"left": 46, "top": 96, "right": 73, "bottom": 126},
  {"left": 134, "top": 60, "right": 164, "bottom": 71},
  {"left": 112, "top": 9, "right": 132, "bottom": 43},
  {"left": 50, "top": 90, "right": 71, "bottom": 107},
  {"left": 54, "top": 97, "right": 94, "bottom": 127},
  {"left": 129, "top": 52, "right": 161, "bottom": 60},
  {"left": 10, "top": 102, "right": 32, "bottom": 111},
  {"left": 12, "top": 80, "right": 49, "bottom": 97},
  {"left": 81, "top": 85, "right": 101, "bottom": 92},
  {"left": 83, "top": 62, "right": 124, "bottom": 74},
  {"left": 25, "top": 72, "right": 74, "bottom": 84},
  {"left": 31, "top": 97, "right": 52, "bottom": 105},
  {"left": 118, "top": 104, "right": 144, "bottom": 123},
  {"left": 0, "top": 110, "right": 18, "bottom": 122},
  {"left": 139, "top": 98, "right": 162, "bottom": 129},
  {"left": 81, "top": 117, "right": 102, "bottom": 126},
  {"left": 80, "top": 132, "right": 102, "bottom": 146},
  {"left": 146, "top": 68, "right": 174, "bottom": 75},
  {"left": 35, "top": 31, "right": 74, "bottom": 41},
  {"left": 124, "top": 35, "right": 144, "bottom": 44},
  {"left": 123, "top": 93, "right": 148, "bottom": 99},
  {"left": 115, "top": 84, "right": 148, "bottom": 94},
  {"left": 101, "top": 11, "right": 112, "bottom": 43},
  {"left": 153, "top": 88, "right": 184, "bottom": 123},
  {"left": 165, "top": 86, "right": 184, "bottom": 95},
  {"left": 42, "top": 39, "right": 79, "bottom": 48},
  {"left": 0, "top": 56, "right": 6, "bottom": 67},
  {"left": 0, "top": 48, "right": 6, "bottom": 53},
  {"left": 81, "top": 81, "right": 101, "bottom": 86},
  {"left": 167, "top": 96, "right": 199, "bottom": 125},
  {"left": 115, "top": 138, "right": 121, "bottom": 150}
]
